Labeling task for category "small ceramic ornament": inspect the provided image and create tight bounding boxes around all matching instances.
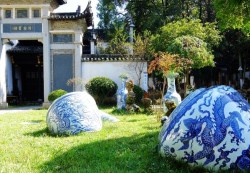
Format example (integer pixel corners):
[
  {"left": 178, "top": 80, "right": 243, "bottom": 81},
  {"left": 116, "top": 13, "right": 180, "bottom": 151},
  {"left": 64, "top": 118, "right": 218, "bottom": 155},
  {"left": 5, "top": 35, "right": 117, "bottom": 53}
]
[{"left": 159, "top": 85, "right": 250, "bottom": 171}]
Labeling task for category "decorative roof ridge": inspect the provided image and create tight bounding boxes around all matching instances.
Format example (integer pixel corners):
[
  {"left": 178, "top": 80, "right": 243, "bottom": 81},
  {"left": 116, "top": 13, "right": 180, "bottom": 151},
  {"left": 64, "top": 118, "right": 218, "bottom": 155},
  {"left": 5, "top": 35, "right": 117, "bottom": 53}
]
[
  {"left": 49, "top": 1, "right": 93, "bottom": 27},
  {"left": 82, "top": 54, "right": 147, "bottom": 62},
  {"left": 57, "top": 0, "right": 67, "bottom": 5},
  {"left": 7, "top": 45, "right": 43, "bottom": 54}
]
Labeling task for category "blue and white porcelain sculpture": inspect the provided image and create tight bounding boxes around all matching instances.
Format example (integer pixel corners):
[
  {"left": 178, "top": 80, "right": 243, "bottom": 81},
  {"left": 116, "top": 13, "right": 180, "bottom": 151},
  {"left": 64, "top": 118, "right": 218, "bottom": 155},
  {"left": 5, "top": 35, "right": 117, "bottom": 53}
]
[
  {"left": 117, "top": 77, "right": 128, "bottom": 110},
  {"left": 159, "top": 85, "right": 250, "bottom": 171},
  {"left": 162, "top": 73, "right": 182, "bottom": 113},
  {"left": 47, "top": 91, "right": 119, "bottom": 135}
]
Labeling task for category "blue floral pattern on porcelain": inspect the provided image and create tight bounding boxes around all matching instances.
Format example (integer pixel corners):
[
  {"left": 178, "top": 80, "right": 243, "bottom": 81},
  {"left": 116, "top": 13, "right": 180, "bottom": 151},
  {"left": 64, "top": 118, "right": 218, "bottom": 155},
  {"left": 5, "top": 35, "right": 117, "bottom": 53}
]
[
  {"left": 159, "top": 85, "right": 250, "bottom": 171},
  {"left": 47, "top": 91, "right": 118, "bottom": 135}
]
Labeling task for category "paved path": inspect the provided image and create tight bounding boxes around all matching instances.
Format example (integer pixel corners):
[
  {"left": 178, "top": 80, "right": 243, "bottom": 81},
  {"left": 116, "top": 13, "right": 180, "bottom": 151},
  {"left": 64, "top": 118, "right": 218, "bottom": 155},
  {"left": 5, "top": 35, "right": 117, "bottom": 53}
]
[{"left": 0, "top": 106, "right": 42, "bottom": 115}]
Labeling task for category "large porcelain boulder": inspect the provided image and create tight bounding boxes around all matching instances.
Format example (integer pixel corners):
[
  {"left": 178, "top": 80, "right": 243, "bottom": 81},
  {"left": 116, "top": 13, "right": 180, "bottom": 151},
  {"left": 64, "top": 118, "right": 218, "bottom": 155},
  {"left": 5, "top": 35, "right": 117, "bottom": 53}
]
[
  {"left": 47, "top": 91, "right": 118, "bottom": 135},
  {"left": 159, "top": 85, "right": 250, "bottom": 171}
]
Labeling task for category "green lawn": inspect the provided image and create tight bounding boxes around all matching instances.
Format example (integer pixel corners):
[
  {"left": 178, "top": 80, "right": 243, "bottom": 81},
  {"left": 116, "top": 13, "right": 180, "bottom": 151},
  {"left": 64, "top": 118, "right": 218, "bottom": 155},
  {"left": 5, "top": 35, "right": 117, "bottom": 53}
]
[{"left": 0, "top": 108, "right": 211, "bottom": 173}]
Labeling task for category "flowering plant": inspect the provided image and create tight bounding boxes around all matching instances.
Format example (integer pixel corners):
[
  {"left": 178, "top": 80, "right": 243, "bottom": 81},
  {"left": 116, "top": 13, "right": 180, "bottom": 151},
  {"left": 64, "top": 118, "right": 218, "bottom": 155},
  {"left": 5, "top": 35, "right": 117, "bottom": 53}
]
[{"left": 148, "top": 51, "right": 193, "bottom": 77}]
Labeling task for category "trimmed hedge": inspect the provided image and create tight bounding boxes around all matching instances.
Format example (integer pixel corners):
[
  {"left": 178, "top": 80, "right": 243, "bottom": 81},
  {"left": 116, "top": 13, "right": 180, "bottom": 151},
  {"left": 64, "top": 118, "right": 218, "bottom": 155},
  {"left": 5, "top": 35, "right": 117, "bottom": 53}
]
[
  {"left": 48, "top": 89, "right": 67, "bottom": 102},
  {"left": 133, "top": 85, "right": 144, "bottom": 103},
  {"left": 85, "top": 77, "right": 118, "bottom": 104}
]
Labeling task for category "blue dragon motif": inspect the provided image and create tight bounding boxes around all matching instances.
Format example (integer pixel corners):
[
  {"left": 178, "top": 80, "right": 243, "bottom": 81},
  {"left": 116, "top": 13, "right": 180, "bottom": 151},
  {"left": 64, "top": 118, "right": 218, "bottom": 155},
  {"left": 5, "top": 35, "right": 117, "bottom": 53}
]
[
  {"left": 181, "top": 92, "right": 247, "bottom": 166},
  {"left": 231, "top": 145, "right": 250, "bottom": 171},
  {"left": 160, "top": 85, "right": 250, "bottom": 171}
]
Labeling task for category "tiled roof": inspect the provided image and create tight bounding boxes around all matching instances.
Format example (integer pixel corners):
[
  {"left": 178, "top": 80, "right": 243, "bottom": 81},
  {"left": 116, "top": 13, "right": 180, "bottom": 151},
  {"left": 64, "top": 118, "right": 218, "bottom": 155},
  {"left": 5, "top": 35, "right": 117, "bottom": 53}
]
[
  {"left": 57, "top": 0, "right": 67, "bottom": 5},
  {"left": 82, "top": 54, "right": 146, "bottom": 62},
  {"left": 49, "top": 1, "right": 93, "bottom": 27},
  {"left": 7, "top": 46, "right": 43, "bottom": 54},
  {"left": 7, "top": 41, "right": 43, "bottom": 54}
]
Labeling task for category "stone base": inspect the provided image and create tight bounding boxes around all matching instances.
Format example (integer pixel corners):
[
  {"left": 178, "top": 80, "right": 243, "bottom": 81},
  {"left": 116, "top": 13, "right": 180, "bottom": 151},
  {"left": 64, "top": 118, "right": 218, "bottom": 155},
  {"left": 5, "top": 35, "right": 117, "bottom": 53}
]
[
  {"left": 42, "top": 102, "right": 51, "bottom": 109},
  {"left": 0, "top": 102, "right": 8, "bottom": 109}
]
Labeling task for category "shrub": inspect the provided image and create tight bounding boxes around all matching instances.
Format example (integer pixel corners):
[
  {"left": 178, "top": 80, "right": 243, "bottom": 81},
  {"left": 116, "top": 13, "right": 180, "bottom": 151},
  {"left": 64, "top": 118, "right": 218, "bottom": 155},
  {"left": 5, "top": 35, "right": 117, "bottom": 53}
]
[
  {"left": 48, "top": 89, "right": 67, "bottom": 102},
  {"left": 85, "top": 77, "right": 118, "bottom": 104},
  {"left": 133, "top": 85, "right": 144, "bottom": 103}
]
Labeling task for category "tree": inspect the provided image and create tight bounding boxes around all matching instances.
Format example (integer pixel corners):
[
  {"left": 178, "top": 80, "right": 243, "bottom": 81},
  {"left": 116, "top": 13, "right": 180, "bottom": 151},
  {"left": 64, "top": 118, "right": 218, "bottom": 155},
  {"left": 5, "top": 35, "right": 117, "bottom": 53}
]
[
  {"left": 148, "top": 52, "right": 193, "bottom": 97},
  {"left": 213, "top": 29, "right": 250, "bottom": 87},
  {"left": 97, "top": 0, "right": 216, "bottom": 35},
  {"left": 150, "top": 19, "right": 220, "bottom": 95},
  {"left": 127, "top": 31, "right": 152, "bottom": 86},
  {"left": 151, "top": 19, "right": 221, "bottom": 53},
  {"left": 168, "top": 36, "right": 214, "bottom": 69},
  {"left": 213, "top": 0, "right": 250, "bottom": 34},
  {"left": 97, "top": 0, "right": 124, "bottom": 30},
  {"left": 98, "top": 24, "right": 130, "bottom": 55},
  {"left": 168, "top": 35, "right": 214, "bottom": 95}
]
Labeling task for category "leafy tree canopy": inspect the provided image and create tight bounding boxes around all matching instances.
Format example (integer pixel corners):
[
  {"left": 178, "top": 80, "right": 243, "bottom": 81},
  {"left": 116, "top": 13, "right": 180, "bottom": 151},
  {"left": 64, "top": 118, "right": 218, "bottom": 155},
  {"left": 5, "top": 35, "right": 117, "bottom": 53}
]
[
  {"left": 151, "top": 19, "right": 221, "bottom": 53},
  {"left": 168, "top": 35, "right": 214, "bottom": 69},
  {"left": 213, "top": 0, "right": 250, "bottom": 34},
  {"left": 98, "top": 24, "right": 130, "bottom": 55}
]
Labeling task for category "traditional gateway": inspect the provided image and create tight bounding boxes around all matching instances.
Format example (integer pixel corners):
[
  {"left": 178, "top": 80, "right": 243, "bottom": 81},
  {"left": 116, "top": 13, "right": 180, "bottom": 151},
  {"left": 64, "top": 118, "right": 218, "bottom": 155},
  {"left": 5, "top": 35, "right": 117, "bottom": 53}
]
[{"left": 0, "top": 0, "right": 148, "bottom": 108}]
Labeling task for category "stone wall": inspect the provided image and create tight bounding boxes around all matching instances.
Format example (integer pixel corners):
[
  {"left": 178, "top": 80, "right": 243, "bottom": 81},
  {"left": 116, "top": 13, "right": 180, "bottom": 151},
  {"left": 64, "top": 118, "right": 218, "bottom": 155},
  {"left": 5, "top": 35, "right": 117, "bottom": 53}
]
[
  {"left": 82, "top": 55, "right": 148, "bottom": 91},
  {"left": 50, "top": 20, "right": 87, "bottom": 32}
]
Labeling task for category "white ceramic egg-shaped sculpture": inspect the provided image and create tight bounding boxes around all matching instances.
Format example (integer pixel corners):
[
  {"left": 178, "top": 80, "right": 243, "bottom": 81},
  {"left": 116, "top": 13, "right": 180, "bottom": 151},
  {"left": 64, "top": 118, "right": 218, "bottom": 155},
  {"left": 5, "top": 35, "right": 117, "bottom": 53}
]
[
  {"left": 159, "top": 85, "right": 250, "bottom": 171},
  {"left": 47, "top": 91, "right": 102, "bottom": 135}
]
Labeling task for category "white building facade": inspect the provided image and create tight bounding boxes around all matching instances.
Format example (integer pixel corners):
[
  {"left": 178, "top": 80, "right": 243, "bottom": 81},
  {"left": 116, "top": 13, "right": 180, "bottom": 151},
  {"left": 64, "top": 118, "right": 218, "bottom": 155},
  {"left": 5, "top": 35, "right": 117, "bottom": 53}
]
[{"left": 0, "top": 0, "right": 148, "bottom": 108}]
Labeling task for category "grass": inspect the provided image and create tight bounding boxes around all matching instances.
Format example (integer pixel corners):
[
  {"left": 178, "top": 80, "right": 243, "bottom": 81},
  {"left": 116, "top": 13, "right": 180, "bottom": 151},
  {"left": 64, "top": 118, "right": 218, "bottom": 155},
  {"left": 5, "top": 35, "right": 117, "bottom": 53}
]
[{"left": 0, "top": 107, "right": 214, "bottom": 173}]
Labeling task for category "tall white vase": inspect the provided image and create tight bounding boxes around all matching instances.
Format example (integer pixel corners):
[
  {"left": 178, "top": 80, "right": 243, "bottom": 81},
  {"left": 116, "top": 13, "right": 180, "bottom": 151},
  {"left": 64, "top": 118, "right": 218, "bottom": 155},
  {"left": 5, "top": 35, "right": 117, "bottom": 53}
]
[
  {"left": 162, "top": 73, "right": 182, "bottom": 113},
  {"left": 117, "top": 78, "right": 128, "bottom": 110}
]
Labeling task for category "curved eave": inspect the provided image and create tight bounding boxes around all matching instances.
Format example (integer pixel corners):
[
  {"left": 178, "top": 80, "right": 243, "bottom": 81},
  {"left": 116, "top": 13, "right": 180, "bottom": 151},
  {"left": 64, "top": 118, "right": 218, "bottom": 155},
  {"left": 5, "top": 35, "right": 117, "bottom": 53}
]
[
  {"left": 49, "top": 1, "right": 93, "bottom": 27},
  {"left": 7, "top": 46, "right": 43, "bottom": 54},
  {"left": 57, "top": 0, "right": 67, "bottom": 5}
]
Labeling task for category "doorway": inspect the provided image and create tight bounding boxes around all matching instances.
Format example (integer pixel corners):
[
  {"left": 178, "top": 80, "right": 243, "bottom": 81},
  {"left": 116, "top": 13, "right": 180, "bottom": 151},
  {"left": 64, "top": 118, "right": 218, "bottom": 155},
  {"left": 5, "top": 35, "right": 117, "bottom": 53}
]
[{"left": 7, "top": 40, "right": 43, "bottom": 104}]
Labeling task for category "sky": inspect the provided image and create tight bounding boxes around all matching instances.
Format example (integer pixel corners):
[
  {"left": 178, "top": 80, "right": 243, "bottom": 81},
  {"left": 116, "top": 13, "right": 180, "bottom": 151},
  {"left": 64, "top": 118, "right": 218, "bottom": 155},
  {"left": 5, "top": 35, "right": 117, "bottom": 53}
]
[{"left": 54, "top": 0, "right": 99, "bottom": 27}]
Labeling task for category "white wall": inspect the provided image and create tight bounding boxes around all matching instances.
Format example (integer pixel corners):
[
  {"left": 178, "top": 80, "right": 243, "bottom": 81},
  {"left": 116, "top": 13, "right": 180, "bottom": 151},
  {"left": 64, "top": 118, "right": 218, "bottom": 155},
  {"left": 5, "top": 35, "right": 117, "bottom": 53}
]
[
  {"left": 0, "top": 42, "right": 12, "bottom": 106},
  {"left": 0, "top": 45, "right": 7, "bottom": 104},
  {"left": 82, "top": 61, "right": 148, "bottom": 91}
]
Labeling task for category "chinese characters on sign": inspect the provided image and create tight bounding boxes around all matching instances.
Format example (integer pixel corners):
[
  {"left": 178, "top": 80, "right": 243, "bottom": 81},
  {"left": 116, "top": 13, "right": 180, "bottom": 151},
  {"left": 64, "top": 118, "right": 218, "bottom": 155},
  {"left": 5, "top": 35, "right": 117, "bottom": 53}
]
[
  {"left": 11, "top": 25, "right": 33, "bottom": 32},
  {"left": 3, "top": 23, "right": 42, "bottom": 33}
]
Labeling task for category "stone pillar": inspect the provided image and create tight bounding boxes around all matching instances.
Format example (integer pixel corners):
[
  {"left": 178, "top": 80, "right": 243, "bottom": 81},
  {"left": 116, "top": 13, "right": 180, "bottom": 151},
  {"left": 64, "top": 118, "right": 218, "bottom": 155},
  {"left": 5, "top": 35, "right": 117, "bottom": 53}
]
[
  {"left": 74, "top": 31, "right": 83, "bottom": 91},
  {"left": 129, "top": 23, "right": 134, "bottom": 55},
  {"left": 42, "top": 11, "right": 51, "bottom": 108},
  {"left": 0, "top": 39, "right": 8, "bottom": 108},
  {"left": 90, "top": 39, "right": 95, "bottom": 54},
  {"left": 90, "top": 29, "right": 96, "bottom": 54}
]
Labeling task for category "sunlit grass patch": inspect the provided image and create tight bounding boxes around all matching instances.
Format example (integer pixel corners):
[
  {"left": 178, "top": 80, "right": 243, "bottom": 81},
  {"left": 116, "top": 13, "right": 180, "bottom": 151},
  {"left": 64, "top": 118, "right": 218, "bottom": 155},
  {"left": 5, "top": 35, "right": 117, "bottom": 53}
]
[{"left": 0, "top": 108, "right": 212, "bottom": 173}]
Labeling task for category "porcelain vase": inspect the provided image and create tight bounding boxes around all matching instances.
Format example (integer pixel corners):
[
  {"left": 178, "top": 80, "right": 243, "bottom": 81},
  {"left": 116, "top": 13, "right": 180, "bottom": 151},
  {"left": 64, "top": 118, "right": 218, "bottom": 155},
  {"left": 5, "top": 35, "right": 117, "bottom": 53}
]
[
  {"left": 159, "top": 85, "right": 250, "bottom": 171},
  {"left": 162, "top": 73, "right": 182, "bottom": 113},
  {"left": 117, "top": 78, "right": 128, "bottom": 110}
]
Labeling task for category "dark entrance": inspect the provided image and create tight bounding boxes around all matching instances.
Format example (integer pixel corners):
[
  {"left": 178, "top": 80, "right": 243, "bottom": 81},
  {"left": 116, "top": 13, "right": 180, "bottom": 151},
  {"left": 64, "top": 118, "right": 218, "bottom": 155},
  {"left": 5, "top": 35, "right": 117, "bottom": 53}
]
[{"left": 7, "top": 40, "right": 43, "bottom": 104}]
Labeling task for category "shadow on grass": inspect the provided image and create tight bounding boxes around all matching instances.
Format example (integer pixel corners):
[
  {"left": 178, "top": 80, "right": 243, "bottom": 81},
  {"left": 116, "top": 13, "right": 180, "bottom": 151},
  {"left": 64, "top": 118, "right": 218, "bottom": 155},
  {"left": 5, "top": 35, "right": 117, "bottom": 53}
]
[
  {"left": 39, "top": 131, "right": 213, "bottom": 173},
  {"left": 25, "top": 128, "right": 76, "bottom": 138},
  {"left": 25, "top": 128, "right": 50, "bottom": 137}
]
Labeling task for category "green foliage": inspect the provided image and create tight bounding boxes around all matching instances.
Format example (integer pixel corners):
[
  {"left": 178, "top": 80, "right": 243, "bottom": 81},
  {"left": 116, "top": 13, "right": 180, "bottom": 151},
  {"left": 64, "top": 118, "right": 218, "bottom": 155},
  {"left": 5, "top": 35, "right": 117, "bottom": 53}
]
[
  {"left": 48, "top": 89, "right": 67, "bottom": 102},
  {"left": 85, "top": 76, "right": 118, "bottom": 99},
  {"left": 213, "top": 0, "right": 250, "bottom": 35},
  {"left": 98, "top": 24, "right": 130, "bottom": 55},
  {"left": 168, "top": 35, "right": 215, "bottom": 69},
  {"left": 151, "top": 19, "right": 221, "bottom": 53},
  {"left": 133, "top": 30, "right": 153, "bottom": 60},
  {"left": 97, "top": 0, "right": 124, "bottom": 30},
  {"left": 133, "top": 85, "right": 144, "bottom": 103}
]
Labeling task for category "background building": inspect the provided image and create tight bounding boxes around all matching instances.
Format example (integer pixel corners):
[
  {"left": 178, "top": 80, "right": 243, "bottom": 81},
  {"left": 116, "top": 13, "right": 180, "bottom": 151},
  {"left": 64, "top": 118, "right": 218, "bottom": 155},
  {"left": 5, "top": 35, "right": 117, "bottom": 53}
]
[{"left": 0, "top": 0, "right": 148, "bottom": 108}]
